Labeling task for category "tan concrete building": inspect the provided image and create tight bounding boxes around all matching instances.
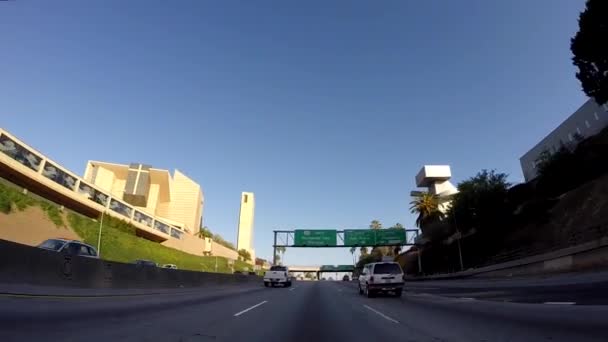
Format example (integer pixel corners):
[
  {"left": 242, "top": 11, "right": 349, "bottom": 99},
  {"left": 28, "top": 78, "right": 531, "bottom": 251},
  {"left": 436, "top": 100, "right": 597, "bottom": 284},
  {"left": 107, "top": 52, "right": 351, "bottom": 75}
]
[
  {"left": 237, "top": 192, "right": 255, "bottom": 262},
  {"left": 83, "top": 161, "right": 203, "bottom": 235},
  {"left": 0, "top": 127, "right": 239, "bottom": 261}
]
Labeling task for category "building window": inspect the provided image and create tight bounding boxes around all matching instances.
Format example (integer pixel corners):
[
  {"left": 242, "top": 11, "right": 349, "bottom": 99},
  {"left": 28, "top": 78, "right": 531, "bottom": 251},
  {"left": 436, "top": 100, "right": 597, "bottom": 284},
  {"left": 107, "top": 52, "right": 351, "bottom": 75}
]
[
  {"left": 78, "top": 182, "right": 109, "bottom": 207},
  {"left": 594, "top": 112, "right": 599, "bottom": 120},
  {"left": 109, "top": 199, "right": 132, "bottom": 218},
  {"left": 170, "top": 228, "right": 184, "bottom": 240},
  {"left": 154, "top": 221, "right": 170, "bottom": 234},
  {"left": 133, "top": 211, "right": 153, "bottom": 227},
  {"left": 0, "top": 134, "right": 43, "bottom": 171},
  {"left": 42, "top": 162, "right": 77, "bottom": 191},
  {"left": 531, "top": 161, "right": 536, "bottom": 169},
  {"left": 244, "top": 194, "right": 248, "bottom": 203},
  {"left": 568, "top": 133, "right": 573, "bottom": 142},
  {"left": 585, "top": 120, "right": 591, "bottom": 128},
  {"left": 576, "top": 127, "right": 581, "bottom": 134},
  {"left": 603, "top": 103, "right": 608, "bottom": 112}
]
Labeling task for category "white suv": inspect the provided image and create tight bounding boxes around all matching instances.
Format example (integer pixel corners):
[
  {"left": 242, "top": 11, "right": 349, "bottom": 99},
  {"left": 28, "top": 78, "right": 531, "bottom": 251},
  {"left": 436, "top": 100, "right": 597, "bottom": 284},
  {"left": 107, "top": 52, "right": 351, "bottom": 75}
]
[{"left": 358, "top": 262, "right": 404, "bottom": 298}]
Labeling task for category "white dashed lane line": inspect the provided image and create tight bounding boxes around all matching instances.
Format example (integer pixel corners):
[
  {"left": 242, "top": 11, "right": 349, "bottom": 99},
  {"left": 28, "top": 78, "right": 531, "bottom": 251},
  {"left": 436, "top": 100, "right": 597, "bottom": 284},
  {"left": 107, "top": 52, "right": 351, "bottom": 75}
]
[
  {"left": 363, "top": 305, "right": 400, "bottom": 324},
  {"left": 233, "top": 301, "right": 268, "bottom": 317},
  {"left": 543, "top": 302, "right": 576, "bottom": 305}
]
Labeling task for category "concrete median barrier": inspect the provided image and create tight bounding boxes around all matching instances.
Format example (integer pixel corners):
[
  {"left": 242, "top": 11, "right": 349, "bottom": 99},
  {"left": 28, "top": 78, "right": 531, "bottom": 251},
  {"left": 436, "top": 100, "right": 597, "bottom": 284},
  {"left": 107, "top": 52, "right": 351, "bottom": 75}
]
[{"left": 0, "top": 239, "right": 259, "bottom": 289}]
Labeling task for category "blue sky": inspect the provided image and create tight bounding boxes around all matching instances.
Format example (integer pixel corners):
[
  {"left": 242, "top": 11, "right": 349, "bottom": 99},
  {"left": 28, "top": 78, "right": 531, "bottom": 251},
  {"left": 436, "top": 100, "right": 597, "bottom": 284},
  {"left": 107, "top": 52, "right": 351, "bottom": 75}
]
[{"left": 1, "top": 0, "right": 588, "bottom": 265}]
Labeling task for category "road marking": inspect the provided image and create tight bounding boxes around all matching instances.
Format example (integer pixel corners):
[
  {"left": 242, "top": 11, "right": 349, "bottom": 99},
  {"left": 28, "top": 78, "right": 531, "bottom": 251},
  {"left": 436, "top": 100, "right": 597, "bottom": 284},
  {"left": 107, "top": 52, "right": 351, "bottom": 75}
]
[
  {"left": 337, "top": 288, "right": 342, "bottom": 292},
  {"left": 289, "top": 287, "right": 297, "bottom": 291},
  {"left": 543, "top": 302, "right": 575, "bottom": 305},
  {"left": 458, "top": 297, "right": 476, "bottom": 301},
  {"left": 363, "top": 305, "right": 400, "bottom": 324},
  {"left": 234, "top": 301, "right": 268, "bottom": 317}
]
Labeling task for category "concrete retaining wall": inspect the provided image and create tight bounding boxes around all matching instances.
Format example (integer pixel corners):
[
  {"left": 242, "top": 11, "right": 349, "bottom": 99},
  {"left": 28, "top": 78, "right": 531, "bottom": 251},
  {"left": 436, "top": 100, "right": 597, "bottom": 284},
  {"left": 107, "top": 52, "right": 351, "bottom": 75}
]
[
  {"left": 0, "top": 239, "right": 257, "bottom": 289},
  {"left": 406, "top": 237, "right": 608, "bottom": 281},
  {"left": 211, "top": 241, "right": 238, "bottom": 260}
]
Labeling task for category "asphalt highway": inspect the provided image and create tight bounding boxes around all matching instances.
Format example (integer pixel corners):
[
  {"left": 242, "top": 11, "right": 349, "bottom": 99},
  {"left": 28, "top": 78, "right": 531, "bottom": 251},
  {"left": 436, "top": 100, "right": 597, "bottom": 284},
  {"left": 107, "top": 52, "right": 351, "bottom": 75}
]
[
  {"left": 405, "top": 271, "right": 608, "bottom": 305},
  {"left": 1, "top": 280, "right": 608, "bottom": 341}
]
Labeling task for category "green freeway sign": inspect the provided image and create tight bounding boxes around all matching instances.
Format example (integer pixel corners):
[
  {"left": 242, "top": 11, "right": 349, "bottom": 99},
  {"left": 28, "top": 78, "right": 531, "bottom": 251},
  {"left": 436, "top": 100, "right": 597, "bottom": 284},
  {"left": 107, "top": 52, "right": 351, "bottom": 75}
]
[
  {"left": 375, "top": 228, "right": 406, "bottom": 245},
  {"left": 294, "top": 229, "right": 337, "bottom": 247},
  {"left": 344, "top": 229, "right": 376, "bottom": 246},
  {"left": 320, "top": 265, "right": 354, "bottom": 272}
]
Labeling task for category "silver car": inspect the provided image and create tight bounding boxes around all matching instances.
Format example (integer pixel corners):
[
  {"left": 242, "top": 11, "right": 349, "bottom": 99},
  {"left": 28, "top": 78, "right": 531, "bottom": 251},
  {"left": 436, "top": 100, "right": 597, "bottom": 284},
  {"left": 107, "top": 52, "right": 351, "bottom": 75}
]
[{"left": 37, "top": 239, "right": 99, "bottom": 259}]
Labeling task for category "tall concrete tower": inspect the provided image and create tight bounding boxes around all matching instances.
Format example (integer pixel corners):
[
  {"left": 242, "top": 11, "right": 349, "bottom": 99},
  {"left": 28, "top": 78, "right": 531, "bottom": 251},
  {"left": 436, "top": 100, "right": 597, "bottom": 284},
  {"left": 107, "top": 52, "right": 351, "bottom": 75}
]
[{"left": 237, "top": 192, "right": 255, "bottom": 262}]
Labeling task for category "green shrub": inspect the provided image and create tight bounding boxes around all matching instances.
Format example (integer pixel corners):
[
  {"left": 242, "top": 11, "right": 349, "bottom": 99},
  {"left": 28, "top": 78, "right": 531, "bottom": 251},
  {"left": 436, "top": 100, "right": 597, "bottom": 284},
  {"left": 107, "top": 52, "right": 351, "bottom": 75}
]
[
  {"left": 103, "top": 215, "right": 136, "bottom": 235},
  {"left": 0, "top": 183, "right": 35, "bottom": 211},
  {"left": 40, "top": 202, "right": 65, "bottom": 227},
  {"left": 0, "top": 196, "right": 11, "bottom": 214}
]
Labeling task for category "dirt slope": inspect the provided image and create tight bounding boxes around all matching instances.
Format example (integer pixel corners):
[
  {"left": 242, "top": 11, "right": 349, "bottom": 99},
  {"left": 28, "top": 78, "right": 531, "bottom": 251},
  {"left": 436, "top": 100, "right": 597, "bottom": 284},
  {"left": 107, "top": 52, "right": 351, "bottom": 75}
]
[{"left": 0, "top": 207, "right": 79, "bottom": 246}]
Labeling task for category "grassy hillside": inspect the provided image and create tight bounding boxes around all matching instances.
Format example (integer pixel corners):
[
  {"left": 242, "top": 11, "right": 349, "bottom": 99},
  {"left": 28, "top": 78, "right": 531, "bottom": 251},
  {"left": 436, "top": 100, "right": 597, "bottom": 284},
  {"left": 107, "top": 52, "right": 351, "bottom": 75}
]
[
  {"left": 0, "top": 179, "right": 250, "bottom": 273},
  {"left": 68, "top": 213, "right": 250, "bottom": 272}
]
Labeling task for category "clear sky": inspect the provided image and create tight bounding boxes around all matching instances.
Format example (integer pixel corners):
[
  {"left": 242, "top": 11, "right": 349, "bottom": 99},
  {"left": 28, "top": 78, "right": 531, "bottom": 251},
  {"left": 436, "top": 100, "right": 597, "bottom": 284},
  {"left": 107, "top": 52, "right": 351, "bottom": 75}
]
[{"left": 1, "top": 0, "right": 588, "bottom": 265}]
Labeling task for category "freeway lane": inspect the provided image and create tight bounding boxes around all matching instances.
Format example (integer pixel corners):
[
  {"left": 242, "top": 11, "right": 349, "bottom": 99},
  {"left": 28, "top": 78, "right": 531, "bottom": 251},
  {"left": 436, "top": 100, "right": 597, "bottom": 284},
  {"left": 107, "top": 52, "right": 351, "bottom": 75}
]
[
  {"left": 404, "top": 271, "right": 608, "bottom": 305},
  {"left": 1, "top": 281, "right": 608, "bottom": 341}
]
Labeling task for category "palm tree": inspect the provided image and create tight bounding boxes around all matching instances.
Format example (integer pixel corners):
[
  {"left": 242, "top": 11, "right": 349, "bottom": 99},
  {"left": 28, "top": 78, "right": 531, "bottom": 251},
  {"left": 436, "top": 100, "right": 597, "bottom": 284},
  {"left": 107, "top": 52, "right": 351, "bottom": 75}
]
[
  {"left": 409, "top": 192, "right": 444, "bottom": 228},
  {"left": 196, "top": 226, "right": 213, "bottom": 239},
  {"left": 275, "top": 246, "right": 286, "bottom": 264},
  {"left": 349, "top": 246, "right": 357, "bottom": 265},
  {"left": 369, "top": 220, "right": 382, "bottom": 230}
]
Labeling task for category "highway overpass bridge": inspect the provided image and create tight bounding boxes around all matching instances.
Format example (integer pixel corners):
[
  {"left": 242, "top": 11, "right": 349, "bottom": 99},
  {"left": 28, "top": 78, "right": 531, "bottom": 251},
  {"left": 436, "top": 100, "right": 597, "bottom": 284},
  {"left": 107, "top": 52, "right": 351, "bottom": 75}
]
[{"left": 288, "top": 265, "right": 355, "bottom": 278}]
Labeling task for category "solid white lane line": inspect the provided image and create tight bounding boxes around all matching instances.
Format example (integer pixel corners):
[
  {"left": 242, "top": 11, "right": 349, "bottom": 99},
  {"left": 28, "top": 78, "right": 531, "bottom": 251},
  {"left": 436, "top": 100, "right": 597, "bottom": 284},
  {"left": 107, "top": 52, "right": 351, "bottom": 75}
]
[
  {"left": 363, "top": 305, "right": 400, "bottom": 324},
  {"left": 543, "top": 302, "right": 575, "bottom": 305},
  {"left": 234, "top": 301, "right": 268, "bottom": 316}
]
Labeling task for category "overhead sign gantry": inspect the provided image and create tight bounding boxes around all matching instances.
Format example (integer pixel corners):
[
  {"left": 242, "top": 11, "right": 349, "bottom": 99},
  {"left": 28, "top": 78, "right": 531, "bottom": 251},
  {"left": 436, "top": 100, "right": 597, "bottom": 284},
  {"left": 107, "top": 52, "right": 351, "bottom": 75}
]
[{"left": 272, "top": 228, "right": 419, "bottom": 264}]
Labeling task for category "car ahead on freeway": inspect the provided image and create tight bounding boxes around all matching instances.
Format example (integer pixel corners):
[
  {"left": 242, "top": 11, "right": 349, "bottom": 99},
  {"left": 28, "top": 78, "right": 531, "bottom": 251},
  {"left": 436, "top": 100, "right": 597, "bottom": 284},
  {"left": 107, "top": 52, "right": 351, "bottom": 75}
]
[
  {"left": 133, "top": 259, "right": 157, "bottom": 267},
  {"left": 263, "top": 265, "right": 292, "bottom": 287},
  {"left": 358, "top": 261, "right": 404, "bottom": 298},
  {"left": 342, "top": 275, "right": 350, "bottom": 281},
  {"left": 37, "top": 239, "right": 99, "bottom": 259},
  {"left": 162, "top": 264, "right": 178, "bottom": 269}
]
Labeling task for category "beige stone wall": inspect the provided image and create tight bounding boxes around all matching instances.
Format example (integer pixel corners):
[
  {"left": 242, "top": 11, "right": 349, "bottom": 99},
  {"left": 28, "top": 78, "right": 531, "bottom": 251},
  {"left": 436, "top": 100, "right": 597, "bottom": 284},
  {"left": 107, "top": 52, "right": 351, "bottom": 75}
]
[
  {"left": 111, "top": 178, "right": 126, "bottom": 199},
  {"left": 93, "top": 166, "right": 116, "bottom": 193},
  {"left": 161, "top": 232, "right": 209, "bottom": 256},
  {"left": 145, "top": 183, "right": 161, "bottom": 215},
  {"left": 211, "top": 241, "right": 238, "bottom": 260},
  {"left": 168, "top": 170, "right": 202, "bottom": 233}
]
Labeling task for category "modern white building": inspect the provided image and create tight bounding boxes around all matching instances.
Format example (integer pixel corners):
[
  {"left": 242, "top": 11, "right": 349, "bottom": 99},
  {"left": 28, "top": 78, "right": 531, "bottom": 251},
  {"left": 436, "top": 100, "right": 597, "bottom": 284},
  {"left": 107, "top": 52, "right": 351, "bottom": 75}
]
[
  {"left": 414, "top": 165, "right": 458, "bottom": 213},
  {"left": 520, "top": 99, "right": 608, "bottom": 182},
  {"left": 237, "top": 192, "right": 255, "bottom": 263}
]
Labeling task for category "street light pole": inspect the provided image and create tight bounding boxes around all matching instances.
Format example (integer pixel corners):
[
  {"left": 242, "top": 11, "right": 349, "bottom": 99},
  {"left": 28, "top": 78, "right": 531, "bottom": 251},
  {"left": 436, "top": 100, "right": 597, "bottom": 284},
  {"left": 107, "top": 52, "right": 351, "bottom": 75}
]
[
  {"left": 417, "top": 248, "right": 423, "bottom": 274},
  {"left": 97, "top": 210, "right": 105, "bottom": 257},
  {"left": 273, "top": 231, "right": 278, "bottom": 265},
  {"left": 452, "top": 211, "right": 464, "bottom": 272}
]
